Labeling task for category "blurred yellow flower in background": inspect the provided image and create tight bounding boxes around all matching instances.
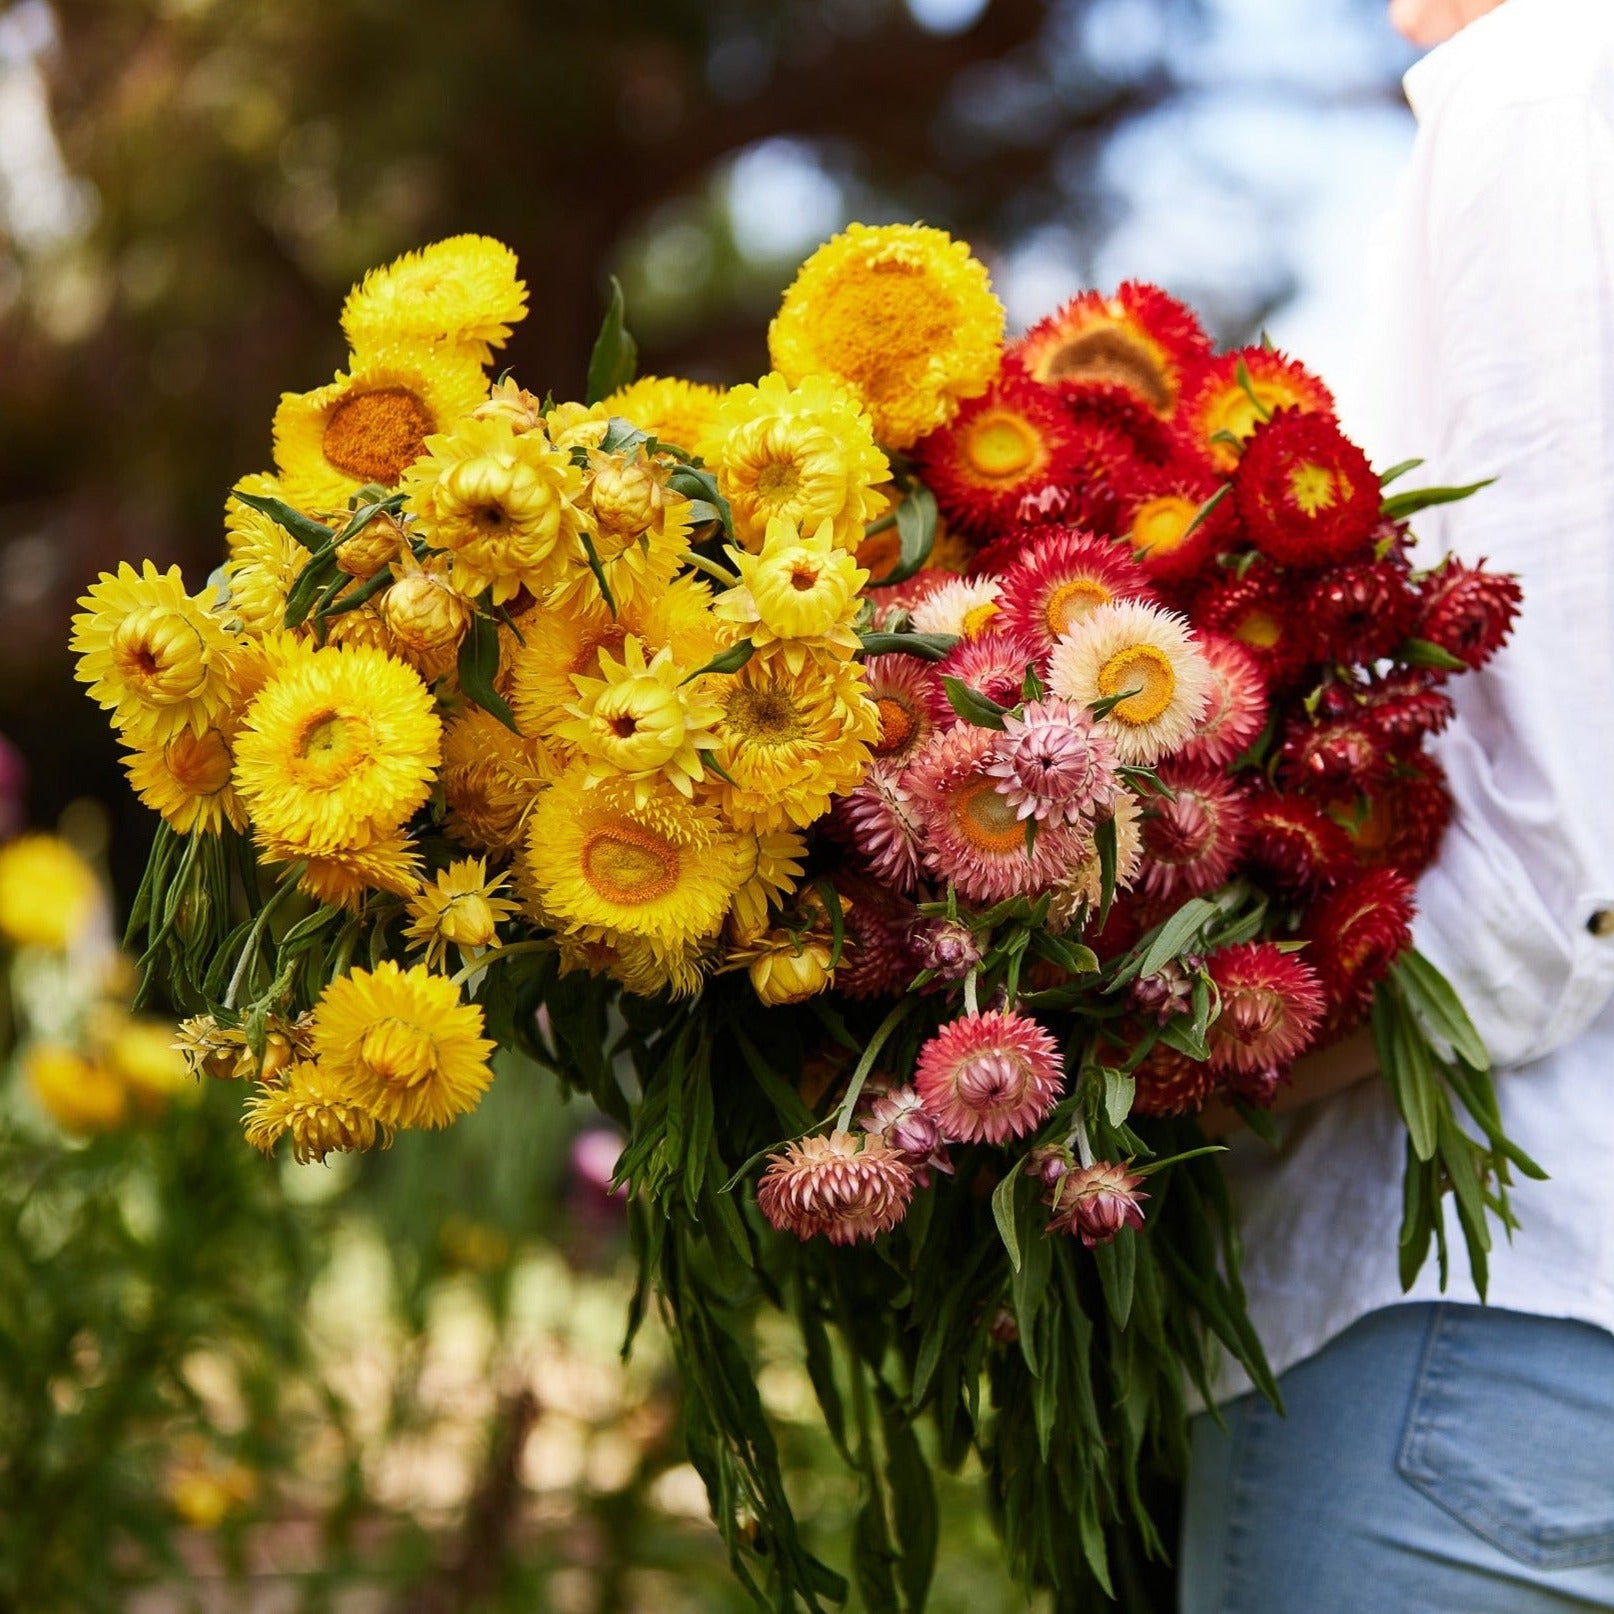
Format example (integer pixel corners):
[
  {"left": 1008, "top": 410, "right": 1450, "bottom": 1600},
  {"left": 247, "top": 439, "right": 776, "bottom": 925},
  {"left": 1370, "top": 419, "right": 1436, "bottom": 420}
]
[
  {"left": 0, "top": 833, "right": 100, "bottom": 951},
  {"left": 25, "top": 1044, "right": 127, "bottom": 1134}
]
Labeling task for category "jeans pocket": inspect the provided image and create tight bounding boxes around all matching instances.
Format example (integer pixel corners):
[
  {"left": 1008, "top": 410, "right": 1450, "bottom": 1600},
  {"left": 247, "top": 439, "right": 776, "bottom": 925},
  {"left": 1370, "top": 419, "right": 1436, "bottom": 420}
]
[{"left": 1396, "top": 1305, "right": 1614, "bottom": 1570}]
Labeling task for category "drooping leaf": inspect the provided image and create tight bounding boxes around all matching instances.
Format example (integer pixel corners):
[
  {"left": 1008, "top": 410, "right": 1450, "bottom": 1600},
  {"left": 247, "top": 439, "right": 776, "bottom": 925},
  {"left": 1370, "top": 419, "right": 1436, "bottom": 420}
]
[
  {"left": 457, "top": 612, "right": 520, "bottom": 732},
  {"left": 1380, "top": 477, "right": 1494, "bottom": 522},
  {"left": 857, "top": 630, "right": 959, "bottom": 661},
  {"left": 941, "top": 676, "right": 1009, "bottom": 730},
  {"left": 229, "top": 490, "right": 335, "bottom": 553},
  {"left": 584, "top": 275, "right": 638, "bottom": 403}
]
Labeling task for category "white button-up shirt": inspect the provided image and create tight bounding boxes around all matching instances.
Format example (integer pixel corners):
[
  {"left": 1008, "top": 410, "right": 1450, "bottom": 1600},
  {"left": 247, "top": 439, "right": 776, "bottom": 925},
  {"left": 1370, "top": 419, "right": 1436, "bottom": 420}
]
[{"left": 1213, "top": 0, "right": 1614, "bottom": 1403}]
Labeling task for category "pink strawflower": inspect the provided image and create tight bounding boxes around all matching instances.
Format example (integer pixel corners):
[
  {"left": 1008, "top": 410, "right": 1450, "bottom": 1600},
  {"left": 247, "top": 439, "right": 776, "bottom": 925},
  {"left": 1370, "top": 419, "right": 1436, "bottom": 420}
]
[
  {"left": 756, "top": 1130, "right": 915, "bottom": 1245},
  {"left": 1173, "top": 632, "right": 1268, "bottom": 769},
  {"left": 862, "top": 653, "right": 948, "bottom": 770},
  {"left": 1046, "top": 1160, "right": 1148, "bottom": 1246},
  {"left": 984, "top": 696, "right": 1121, "bottom": 826},
  {"left": 914, "top": 1009, "right": 1065, "bottom": 1145},
  {"left": 937, "top": 627, "right": 1045, "bottom": 713},
  {"left": 834, "top": 874, "right": 922, "bottom": 1001},
  {"left": 1129, "top": 955, "right": 1203, "bottom": 1024},
  {"left": 1022, "top": 1143, "right": 1073, "bottom": 1191},
  {"left": 835, "top": 771, "right": 924, "bottom": 892},
  {"left": 860, "top": 1083, "right": 953, "bottom": 1183},
  {"left": 1205, "top": 941, "right": 1326, "bottom": 1078},
  {"left": 904, "top": 725, "right": 1090, "bottom": 905},
  {"left": 911, "top": 918, "right": 982, "bottom": 981},
  {"left": 996, "top": 527, "right": 1158, "bottom": 653},
  {"left": 1138, "top": 764, "right": 1249, "bottom": 901}
]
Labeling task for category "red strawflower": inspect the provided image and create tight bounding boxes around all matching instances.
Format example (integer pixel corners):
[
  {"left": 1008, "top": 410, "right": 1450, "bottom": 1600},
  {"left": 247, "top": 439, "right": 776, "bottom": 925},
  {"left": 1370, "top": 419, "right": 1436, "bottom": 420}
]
[
  {"left": 1174, "top": 631, "right": 1269, "bottom": 768},
  {"left": 995, "top": 526, "right": 1159, "bottom": 653},
  {"left": 1132, "top": 1044, "right": 1221, "bottom": 1117},
  {"left": 937, "top": 627, "right": 1046, "bottom": 713},
  {"left": 1413, "top": 557, "right": 1522, "bottom": 670},
  {"left": 913, "top": 371, "right": 1095, "bottom": 542},
  {"left": 1277, "top": 714, "right": 1392, "bottom": 793},
  {"left": 1301, "top": 867, "right": 1416, "bottom": 1022},
  {"left": 1181, "top": 348, "right": 1336, "bottom": 473},
  {"left": 1061, "top": 386, "right": 1188, "bottom": 469},
  {"left": 1045, "top": 1160, "right": 1148, "bottom": 1246},
  {"left": 914, "top": 1009, "right": 1065, "bottom": 1145},
  {"left": 756, "top": 1131, "right": 915, "bottom": 1245},
  {"left": 1239, "top": 789, "right": 1358, "bottom": 893},
  {"left": 1138, "top": 763, "right": 1250, "bottom": 902},
  {"left": 1205, "top": 941, "right": 1326, "bottom": 1078},
  {"left": 832, "top": 874, "right": 922, "bottom": 999},
  {"left": 1193, "top": 569, "right": 1309, "bottom": 686},
  {"left": 861, "top": 653, "right": 948, "bottom": 770},
  {"left": 1359, "top": 672, "right": 1455, "bottom": 747},
  {"left": 1112, "top": 459, "right": 1236, "bottom": 587},
  {"left": 1307, "top": 560, "right": 1420, "bottom": 664},
  {"left": 1234, "top": 409, "right": 1380, "bottom": 571},
  {"left": 1009, "top": 281, "right": 1213, "bottom": 418},
  {"left": 1332, "top": 753, "right": 1452, "bottom": 880}
]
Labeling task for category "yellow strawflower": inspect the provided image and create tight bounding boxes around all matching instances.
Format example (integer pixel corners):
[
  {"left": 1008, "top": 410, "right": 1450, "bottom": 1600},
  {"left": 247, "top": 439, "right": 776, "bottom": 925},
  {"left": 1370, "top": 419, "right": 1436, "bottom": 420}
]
[
  {"left": 223, "top": 475, "right": 306, "bottom": 636},
  {"left": 311, "top": 961, "right": 496, "bottom": 1132},
  {"left": 401, "top": 414, "right": 585, "bottom": 606},
  {"left": 736, "top": 929, "right": 835, "bottom": 1006},
  {"left": 696, "top": 371, "right": 889, "bottom": 552},
  {"left": 730, "top": 828, "right": 808, "bottom": 939},
  {"left": 474, "top": 376, "right": 548, "bottom": 434},
  {"left": 601, "top": 374, "right": 725, "bottom": 453},
  {"left": 769, "top": 223, "right": 1004, "bottom": 448},
  {"left": 270, "top": 829, "right": 425, "bottom": 912},
  {"left": 523, "top": 766, "right": 749, "bottom": 951},
  {"left": 0, "top": 833, "right": 100, "bottom": 950},
  {"left": 556, "top": 637, "right": 723, "bottom": 802},
  {"left": 506, "top": 578, "right": 718, "bottom": 737},
  {"left": 272, "top": 345, "right": 489, "bottom": 512},
  {"left": 544, "top": 399, "right": 612, "bottom": 453},
  {"left": 242, "top": 1060, "right": 387, "bottom": 1163},
  {"left": 232, "top": 640, "right": 440, "bottom": 855},
  {"left": 404, "top": 857, "right": 520, "bottom": 970},
  {"left": 101, "top": 1013, "right": 192, "bottom": 1114},
  {"left": 341, "top": 234, "right": 527, "bottom": 364},
  {"left": 711, "top": 654, "right": 879, "bottom": 831},
  {"left": 25, "top": 1045, "right": 126, "bottom": 1133},
  {"left": 122, "top": 727, "right": 245, "bottom": 836},
  {"left": 714, "top": 516, "right": 866, "bottom": 672},
  {"left": 440, "top": 704, "right": 553, "bottom": 857},
  {"left": 71, "top": 561, "right": 238, "bottom": 747},
  {"left": 379, "top": 559, "right": 472, "bottom": 681}
]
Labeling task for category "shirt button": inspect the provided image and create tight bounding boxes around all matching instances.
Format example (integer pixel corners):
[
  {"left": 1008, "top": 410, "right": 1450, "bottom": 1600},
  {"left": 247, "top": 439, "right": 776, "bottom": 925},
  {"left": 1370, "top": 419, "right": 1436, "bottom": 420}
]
[{"left": 1589, "top": 909, "right": 1614, "bottom": 938}]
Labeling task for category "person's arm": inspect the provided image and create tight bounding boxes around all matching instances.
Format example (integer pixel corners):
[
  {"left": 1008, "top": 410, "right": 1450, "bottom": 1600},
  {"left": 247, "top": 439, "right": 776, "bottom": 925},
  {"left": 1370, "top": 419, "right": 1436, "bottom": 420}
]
[{"left": 1198, "top": 1027, "right": 1377, "bottom": 1138}]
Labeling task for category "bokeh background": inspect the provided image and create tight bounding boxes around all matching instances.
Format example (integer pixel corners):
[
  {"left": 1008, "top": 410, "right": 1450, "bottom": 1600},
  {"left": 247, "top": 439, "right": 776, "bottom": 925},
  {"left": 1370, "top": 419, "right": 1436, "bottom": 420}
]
[{"left": 0, "top": 1, "right": 1417, "bottom": 1607}]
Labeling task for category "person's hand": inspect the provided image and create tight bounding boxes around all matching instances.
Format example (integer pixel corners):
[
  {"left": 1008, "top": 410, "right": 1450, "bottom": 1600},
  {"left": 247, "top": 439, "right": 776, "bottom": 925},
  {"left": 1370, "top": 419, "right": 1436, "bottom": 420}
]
[
  {"left": 1386, "top": 0, "right": 1506, "bottom": 49},
  {"left": 1198, "top": 1025, "right": 1379, "bottom": 1138}
]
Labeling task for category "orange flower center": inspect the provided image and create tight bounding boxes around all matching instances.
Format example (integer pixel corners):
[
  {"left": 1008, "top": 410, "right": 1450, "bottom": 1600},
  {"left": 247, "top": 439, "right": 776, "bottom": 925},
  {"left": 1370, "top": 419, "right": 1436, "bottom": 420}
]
[
  {"left": 1043, "top": 578, "right": 1113, "bottom": 639},
  {"left": 964, "top": 411, "right": 1041, "bottom": 482},
  {"left": 1034, "top": 323, "right": 1172, "bottom": 413},
  {"left": 1130, "top": 494, "right": 1200, "bottom": 558},
  {"left": 873, "top": 696, "right": 917, "bottom": 757},
  {"left": 725, "top": 683, "right": 806, "bottom": 744},
  {"left": 1097, "top": 644, "right": 1176, "bottom": 725},
  {"left": 952, "top": 776, "right": 1025, "bottom": 855},
  {"left": 296, "top": 708, "right": 371, "bottom": 785},
  {"left": 580, "top": 821, "right": 679, "bottom": 906},
  {"left": 1234, "top": 609, "right": 1282, "bottom": 651},
  {"left": 322, "top": 386, "right": 434, "bottom": 484}
]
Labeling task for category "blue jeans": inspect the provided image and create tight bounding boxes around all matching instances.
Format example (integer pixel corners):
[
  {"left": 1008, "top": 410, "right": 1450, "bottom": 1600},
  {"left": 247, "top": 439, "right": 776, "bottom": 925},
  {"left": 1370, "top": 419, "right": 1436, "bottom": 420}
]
[{"left": 1181, "top": 1304, "right": 1614, "bottom": 1613}]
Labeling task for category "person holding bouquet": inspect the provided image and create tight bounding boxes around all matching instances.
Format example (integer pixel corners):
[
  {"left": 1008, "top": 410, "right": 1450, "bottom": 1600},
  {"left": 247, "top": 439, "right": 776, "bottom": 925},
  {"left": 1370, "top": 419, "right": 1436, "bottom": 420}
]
[{"left": 1181, "top": 1, "right": 1614, "bottom": 1608}]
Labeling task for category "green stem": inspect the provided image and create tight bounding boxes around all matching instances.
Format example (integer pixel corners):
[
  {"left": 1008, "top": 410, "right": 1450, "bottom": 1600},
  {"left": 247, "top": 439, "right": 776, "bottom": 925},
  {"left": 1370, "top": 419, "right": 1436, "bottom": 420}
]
[
  {"left": 683, "top": 550, "right": 740, "bottom": 589},
  {"left": 223, "top": 863, "right": 305, "bottom": 1009},
  {"left": 450, "top": 939, "right": 554, "bottom": 990},
  {"left": 834, "top": 999, "right": 915, "bottom": 1134}
]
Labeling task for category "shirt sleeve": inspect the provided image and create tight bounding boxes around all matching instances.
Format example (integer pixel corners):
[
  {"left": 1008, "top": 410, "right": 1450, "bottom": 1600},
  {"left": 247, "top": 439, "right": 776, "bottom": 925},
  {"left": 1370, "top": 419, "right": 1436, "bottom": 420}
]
[{"left": 1407, "top": 85, "right": 1614, "bottom": 1070}]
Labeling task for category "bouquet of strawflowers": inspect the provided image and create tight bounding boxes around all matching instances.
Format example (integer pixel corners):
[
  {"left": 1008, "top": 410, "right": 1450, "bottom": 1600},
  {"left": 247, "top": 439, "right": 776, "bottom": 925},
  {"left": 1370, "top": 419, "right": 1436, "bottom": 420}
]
[{"left": 72, "top": 227, "right": 1534, "bottom": 1608}]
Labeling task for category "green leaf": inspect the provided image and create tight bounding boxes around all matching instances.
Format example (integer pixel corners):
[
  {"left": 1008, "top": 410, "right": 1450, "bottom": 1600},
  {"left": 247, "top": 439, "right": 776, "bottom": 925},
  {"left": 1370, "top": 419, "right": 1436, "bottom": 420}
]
[
  {"left": 852, "top": 1487, "right": 899, "bottom": 1614},
  {"left": 880, "top": 1393, "right": 938, "bottom": 1612},
  {"left": 681, "top": 639, "right": 754, "bottom": 682},
  {"left": 1381, "top": 478, "right": 1494, "bottom": 522},
  {"left": 1399, "top": 636, "right": 1470, "bottom": 672},
  {"left": 1378, "top": 457, "right": 1425, "bottom": 487},
  {"left": 868, "top": 482, "right": 938, "bottom": 587},
  {"left": 1093, "top": 1229, "right": 1137, "bottom": 1328},
  {"left": 857, "top": 631, "right": 958, "bottom": 661},
  {"left": 814, "top": 877, "right": 847, "bottom": 971},
  {"left": 584, "top": 275, "right": 637, "bottom": 404},
  {"left": 1011, "top": 1187, "right": 1052, "bottom": 1374},
  {"left": 666, "top": 464, "right": 733, "bottom": 537},
  {"left": 991, "top": 1169, "right": 1022, "bottom": 1274},
  {"left": 1371, "top": 982, "right": 1440, "bottom": 1161},
  {"left": 576, "top": 526, "right": 618, "bottom": 615},
  {"left": 1181, "top": 481, "right": 1232, "bottom": 541},
  {"left": 1088, "top": 685, "right": 1143, "bottom": 720},
  {"left": 1135, "top": 895, "right": 1223, "bottom": 980},
  {"left": 1440, "top": 1108, "right": 1492, "bottom": 1299},
  {"left": 1391, "top": 948, "right": 1490, "bottom": 1070},
  {"left": 600, "top": 416, "right": 652, "bottom": 456},
  {"left": 1102, "top": 1066, "right": 1135, "bottom": 1128},
  {"left": 230, "top": 490, "right": 334, "bottom": 553},
  {"left": 1095, "top": 813, "right": 1119, "bottom": 928},
  {"left": 941, "top": 676, "right": 1008, "bottom": 730},
  {"left": 281, "top": 551, "right": 340, "bottom": 629},
  {"left": 457, "top": 612, "right": 520, "bottom": 732}
]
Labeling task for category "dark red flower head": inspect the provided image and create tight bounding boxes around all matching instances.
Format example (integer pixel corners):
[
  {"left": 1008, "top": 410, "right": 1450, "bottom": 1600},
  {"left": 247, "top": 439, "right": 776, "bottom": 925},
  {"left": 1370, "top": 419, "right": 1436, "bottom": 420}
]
[
  {"left": 1192, "top": 568, "right": 1309, "bottom": 687},
  {"left": 1278, "top": 714, "right": 1392, "bottom": 794},
  {"left": 1306, "top": 560, "right": 1420, "bottom": 664},
  {"left": 1301, "top": 867, "right": 1416, "bottom": 1023},
  {"left": 1181, "top": 348, "right": 1335, "bottom": 472},
  {"left": 1132, "top": 1043, "right": 1221, "bottom": 1117},
  {"left": 1234, "top": 409, "right": 1381, "bottom": 572},
  {"left": 1359, "top": 671, "right": 1455, "bottom": 747},
  {"left": 1239, "top": 789, "right": 1359, "bottom": 894},
  {"left": 1331, "top": 752, "right": 1452, "bottom": 880},
  {"left": 1413, "top": 557, "right": 1521, "bottom": 670}
]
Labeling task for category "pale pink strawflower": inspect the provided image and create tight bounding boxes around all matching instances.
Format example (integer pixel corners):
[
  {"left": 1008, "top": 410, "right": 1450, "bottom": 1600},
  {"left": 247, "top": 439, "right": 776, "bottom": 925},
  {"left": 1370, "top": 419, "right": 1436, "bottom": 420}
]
[
  {"left": 1046, "top": 1160, "right": 1148, "bottom": 1247},
  {"left": 914, "top": 1009, "right": 1065, "bottom": 1145},
  {"left": 756, "top": 1130, "right": 915, "bottom": 1245},
  {"left": 1205, "top": 941, "right": 1326, "bottom": 1079},
  {"left": 860, "top": 1083, "right": 953, "bottom": 1183},
  {"left": 1174, "top": 632, "right": 1268, "bottom": 769},
  {"left": 985, "top": 696, "right": 1121, "bottom": 826},
  {"left": 835, "top": 770, "right": 924, "bottom": 893},
  {"left": 911, "top": 918, "right": 982, "bottom": 981}
]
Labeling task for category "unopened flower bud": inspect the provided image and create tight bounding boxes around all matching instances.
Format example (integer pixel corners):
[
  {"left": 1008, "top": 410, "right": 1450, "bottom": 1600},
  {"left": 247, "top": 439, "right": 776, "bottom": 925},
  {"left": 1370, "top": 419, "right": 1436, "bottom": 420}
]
[
  {"left": 438, "top": 891, "right": 498, "bottom": 949},
  {"left": 860, "top": 1083, "right": 951, "bottom": 1182},
  {"left": 1023, "top": 1143, "right": 1071, "bottom": 1191},
  {"left": 382, "top": 571, "right": 472, "bottom": 672},
  {"left": 474, "top": 376, "right": 547, "bottom": 434},
  {"left": 748, "top": 933, "right": 834, "bottom": 1006},
  {"left": 912, "top": 919, "right": 981, "bottom": 981},
  {"left": 1130, "top": 955, "right": 1201, "bottom": 1025},
  {"left": 590, "top": 452, "right": 665, "bottom": 538},
  {"left": 335, "top": 511, "right": 403, "bottom": 578},
  {"left": 1047, "top": 1160, "right": 1148, "bottom": 1247}
]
